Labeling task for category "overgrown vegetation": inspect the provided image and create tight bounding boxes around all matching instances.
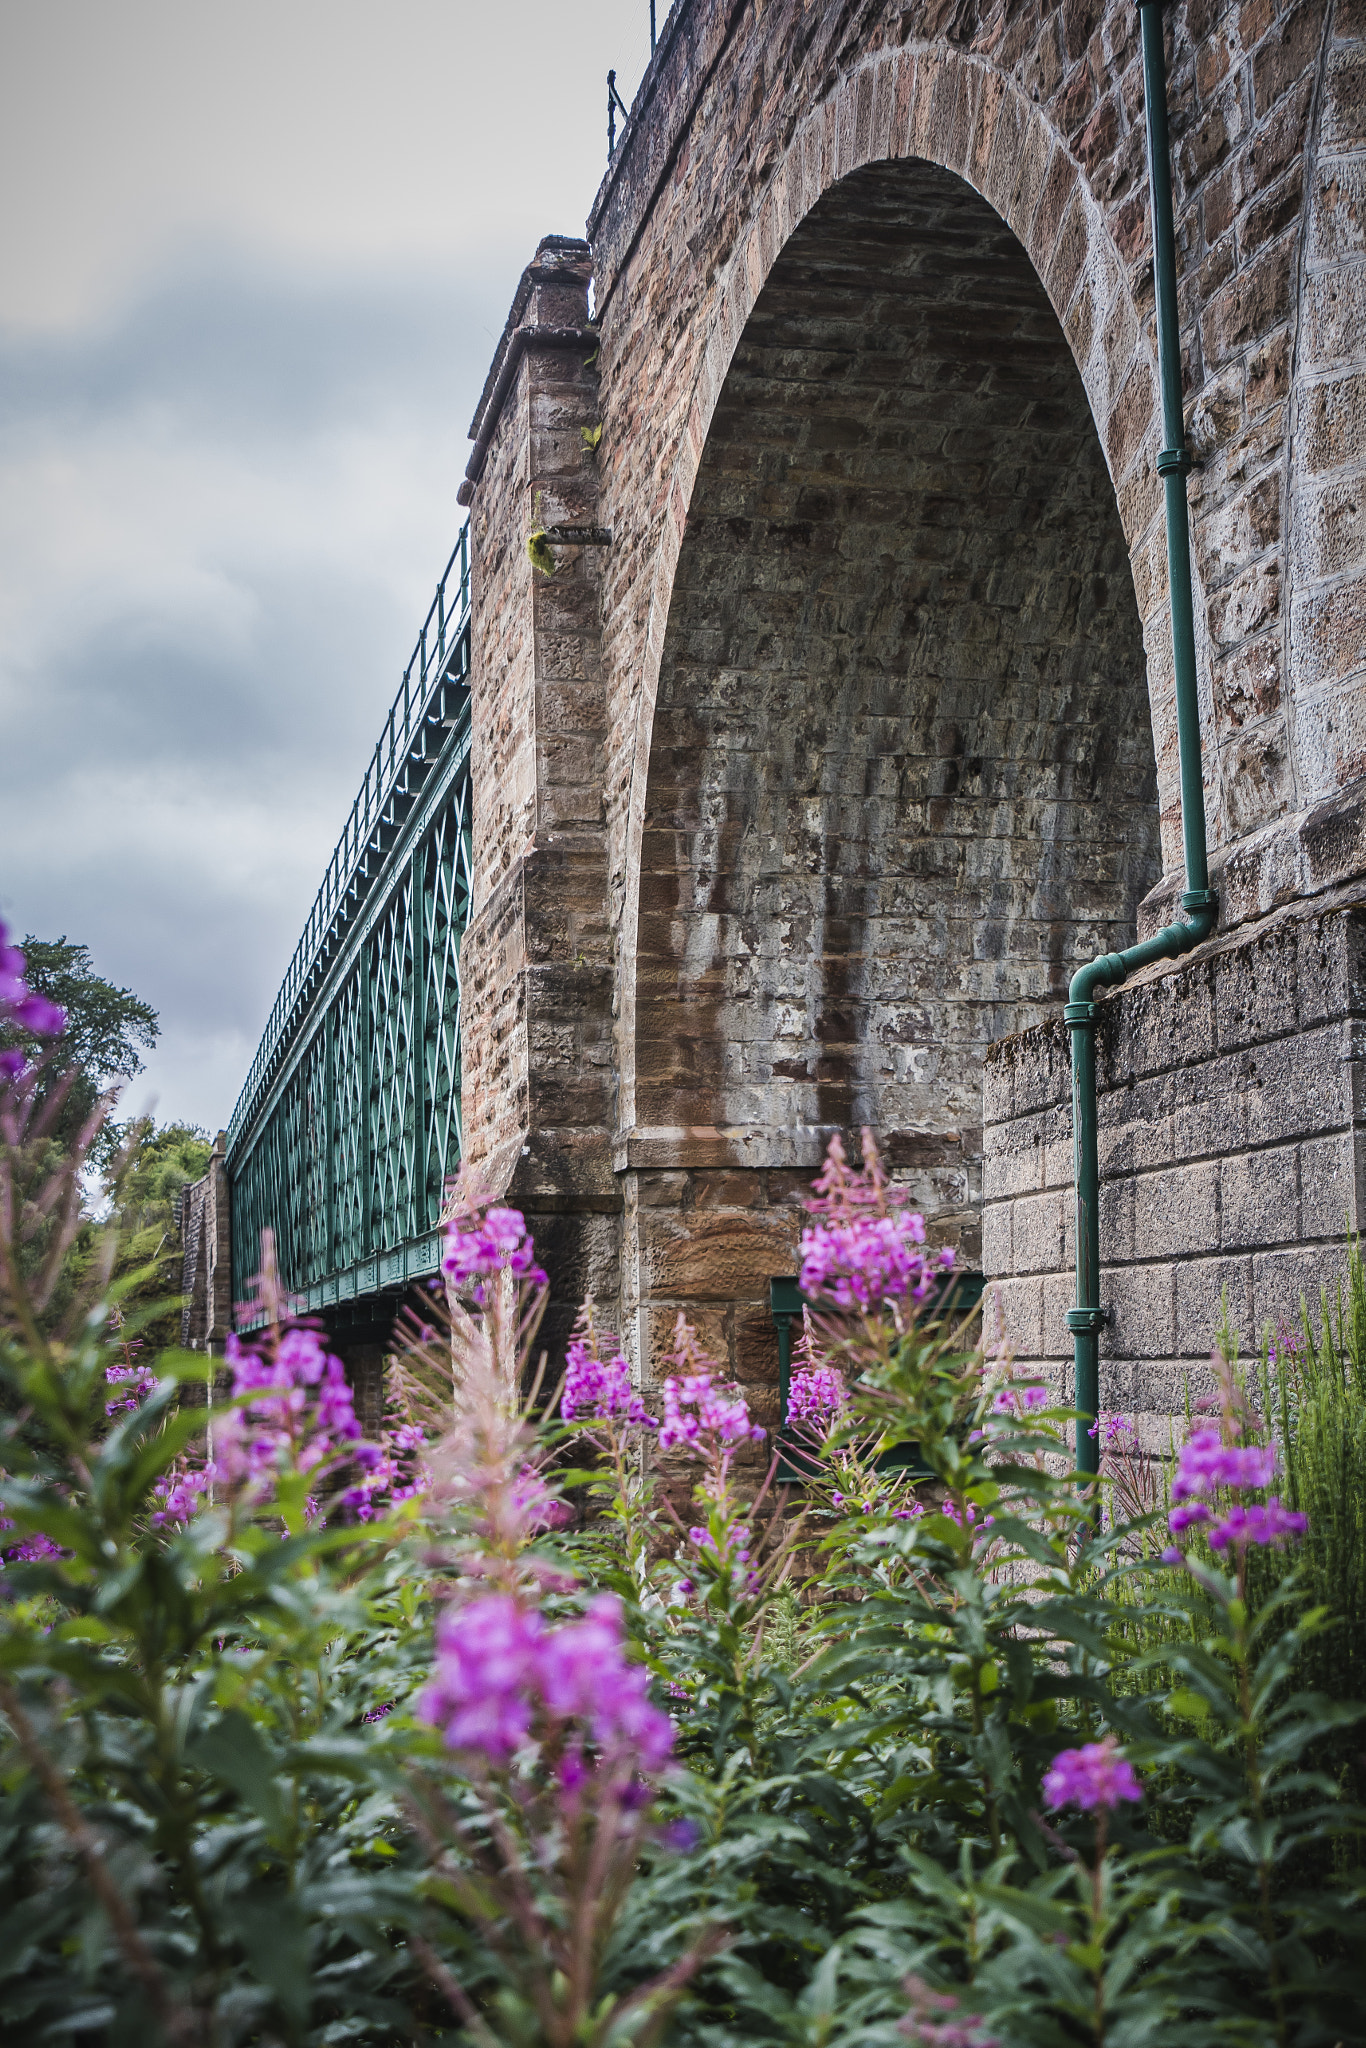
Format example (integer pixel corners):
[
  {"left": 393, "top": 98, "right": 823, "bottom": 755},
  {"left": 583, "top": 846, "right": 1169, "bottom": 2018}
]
[{"left": 0, "top": 944, "right": 1362, "bottom": 2046}]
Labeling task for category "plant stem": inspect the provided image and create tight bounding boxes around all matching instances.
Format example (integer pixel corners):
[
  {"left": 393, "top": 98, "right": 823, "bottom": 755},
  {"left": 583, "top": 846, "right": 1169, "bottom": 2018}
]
[
  {"left": 1233, "top": 1558, "right": 1287, "bottom": 2046},
  {"left": 0, "top": 1673, "right": 201, "bottom": 2047}
]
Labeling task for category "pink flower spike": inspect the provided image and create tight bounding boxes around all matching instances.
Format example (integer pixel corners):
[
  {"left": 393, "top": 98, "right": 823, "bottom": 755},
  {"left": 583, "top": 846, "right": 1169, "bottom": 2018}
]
[
  {"left": 1171, "top": 1425, "right": 1278, "bottom": 1502},
  {"left": 788, "top": 1365, "right": 847, "bottom": 1428},
  {"left": 1207, "top": 1498, "right": 1308, "bottom": 1551},
  {"left": 442, "top": 1206, "right": 546, "bottom": 1300},
  {"left": 561, "top": 1338, "right": 654, "bottom": 1427},
  {"left": 799, "top": 1209, "right": 938, "bottom": 1311},
  {"left": 1042, "top": 1736, "right": 1142, "bottom": 1812}
]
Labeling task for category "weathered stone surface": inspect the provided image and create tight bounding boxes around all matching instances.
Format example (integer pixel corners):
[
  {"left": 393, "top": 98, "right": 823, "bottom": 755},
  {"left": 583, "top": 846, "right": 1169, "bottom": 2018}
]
[
  {"left": 984, "top": 898, "right": 1366, "bottom": 1415},
  {"left": 433, "top": 0, "right": 1364, "bottom": 1425},
  {"left": 180, "top": 1134, "right": 232, "bottom": 1353}
]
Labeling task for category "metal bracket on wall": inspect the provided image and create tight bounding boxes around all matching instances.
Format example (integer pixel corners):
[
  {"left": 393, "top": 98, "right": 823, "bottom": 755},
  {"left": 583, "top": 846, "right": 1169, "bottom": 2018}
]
[
  {"left": 1065, "top": 1306, "right": 1112, "bottom": 1333},
  {"left": 542, "top": 525, "right": 613, "bottom": 547}
]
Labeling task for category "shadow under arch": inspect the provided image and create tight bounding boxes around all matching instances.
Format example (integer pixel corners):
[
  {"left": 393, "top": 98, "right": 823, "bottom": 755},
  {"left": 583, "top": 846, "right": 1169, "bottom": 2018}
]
[{"left": 622, "top": 156, "right": 1160, "bottom": 1395}]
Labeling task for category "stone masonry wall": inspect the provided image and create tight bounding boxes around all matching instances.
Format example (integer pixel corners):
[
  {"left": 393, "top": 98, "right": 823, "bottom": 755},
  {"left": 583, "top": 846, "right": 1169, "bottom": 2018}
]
[
  {"left": 448, "top": 0, "right": 1363, "bottom": 1400},
  {"left": 180, "top": 1134, "right": 232, "bottom": 1354},
  {"left": 456, "top": 238, "right": 622, "bottom": 1356},
  {"left": 585, "top": 0, "right": 1366, "bottom": 1181},
  {"left": 982, "top": 890, "right": 1366, "bottom": 1437}
]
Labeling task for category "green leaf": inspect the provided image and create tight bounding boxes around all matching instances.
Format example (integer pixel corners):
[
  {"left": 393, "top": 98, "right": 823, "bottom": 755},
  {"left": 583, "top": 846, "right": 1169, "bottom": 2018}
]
[
  {"left": 229, "top": 1892, "right": 310, "bottom": 2027},
  {"left": 1166, "top": 1687, "right": 1210, "bottom": 1721},
  {"left": 187, "top": 1710, "right": 286, "bottom": 1837}
]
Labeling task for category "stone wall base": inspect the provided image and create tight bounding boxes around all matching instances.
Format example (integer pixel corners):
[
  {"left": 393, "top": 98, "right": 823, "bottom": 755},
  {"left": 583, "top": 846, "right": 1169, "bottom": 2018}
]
[{"left": 983, "top": 890, "right": 1366, "bottom": 1445}]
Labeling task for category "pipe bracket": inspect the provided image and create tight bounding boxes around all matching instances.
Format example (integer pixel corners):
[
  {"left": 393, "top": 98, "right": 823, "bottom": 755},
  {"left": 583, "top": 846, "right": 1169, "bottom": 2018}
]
[
  {"left": 1181, "top": 888, "right": 1218, "bottom": 913},
  {"left": 1066, "top": 1307, "right": 1111, "bottom": 1332},
  {"left": 1063, "top": 1002, "right": 1097, "bottom": 1025},
  {"left": 1157, "top": 444, "right": 1193, "bottom": 477}
]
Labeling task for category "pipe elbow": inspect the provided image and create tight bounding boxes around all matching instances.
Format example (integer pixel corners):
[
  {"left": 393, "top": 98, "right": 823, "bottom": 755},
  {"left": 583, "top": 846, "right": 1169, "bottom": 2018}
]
[
  {"left": 1179, "top": 889, "right": 1218, "bottom": 948},
  {"left": 1066, "top": 893, "right": 1216, "bottom": 1018},
  {"left": 1068, "top": 949, "right": 1127, "bottom": 1010}
]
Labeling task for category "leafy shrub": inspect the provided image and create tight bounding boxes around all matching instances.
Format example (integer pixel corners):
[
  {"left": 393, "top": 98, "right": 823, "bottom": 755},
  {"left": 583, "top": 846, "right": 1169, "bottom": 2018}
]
[{"left": 1, "top": 954, "right": 1362, "bottom": 2048}]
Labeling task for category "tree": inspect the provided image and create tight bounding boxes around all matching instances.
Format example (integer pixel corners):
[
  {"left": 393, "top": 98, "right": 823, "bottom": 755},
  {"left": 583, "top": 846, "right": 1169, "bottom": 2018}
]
[
  {"left": 105, "top": 1120, "right": 213, "bottom": 1350},
  {"left": 1, "top": 937, "right": 159, "bottom": 1162}
]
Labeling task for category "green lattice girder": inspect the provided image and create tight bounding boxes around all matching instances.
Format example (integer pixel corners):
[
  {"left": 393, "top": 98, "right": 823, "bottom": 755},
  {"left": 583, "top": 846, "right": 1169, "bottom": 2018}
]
[{"left": 225, "top": 530, "right": 474, "bottom": 1322}]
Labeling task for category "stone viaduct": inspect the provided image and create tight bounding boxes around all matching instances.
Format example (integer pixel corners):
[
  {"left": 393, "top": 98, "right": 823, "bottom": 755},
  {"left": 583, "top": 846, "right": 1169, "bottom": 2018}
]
[{"left": 190, "top": 0, "right": 1365, "bottom": 1450}]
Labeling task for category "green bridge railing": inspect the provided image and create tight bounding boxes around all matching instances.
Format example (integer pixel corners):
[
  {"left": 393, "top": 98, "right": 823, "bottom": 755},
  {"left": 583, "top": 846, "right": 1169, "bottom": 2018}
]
[{"left": 225, "top": 524, "right": 474, "bottom": 1323}]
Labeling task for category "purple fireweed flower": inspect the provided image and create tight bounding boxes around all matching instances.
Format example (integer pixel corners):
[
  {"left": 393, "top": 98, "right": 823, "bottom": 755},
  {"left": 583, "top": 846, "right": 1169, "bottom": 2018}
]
[
  {"left": 442, "top": 1206, "right": 547, "bottom": 1303},
  {"left": 341, "top": 1433, "right": 430, "bottom": 1522},
  {"left": 991, "top": 1380, "right": 1048, "bottom": 1417},
  {"left": 2, "top": 1531, "right": 66, "bottom": 1566},
  {"left": 1207, "top": 1497, "right": 1308, "bottom": 1551},
  {"left": 0, "top": 919, "right": 67, "bottom": 1075},
  {"left": 799, "top": 1210, "right": 953, "bottom": 1311},
  {"left": 213, "top": 1324, "right": 362, "bottom": 1489},
  {"left": 1090, "top": 1411, "right": 1141, "bottom": 1452},
  {"left": 152, "top": 1466, "right": 212, "bottom": 1526},
  {"left": 157, "top": 1322, "right": 373, "bottom": 1522},
  {"left": 421, "top": 1595, "right": 542, "bottom": 1759},
  {"left": 12, "top": 992, "right": 66, "bottom": 1036},
  {"left": 419, "top": 1592, "right": 674, "bottom": 1773},
  {"left": 1042, "top": 1736, "right": 1142, "bottom": 1812},
  {"left": 787, "top": 1365, "right": 848, "bottom": 1427},
  {"left": 657, "top": 1371, "right": 763, "bottom": 1454},
  {"left": 104, "top": 1361, "right": 160, "bottom": 1416},
  {"left": 1171, "top": 1425, "right": 1278, "bottom": 1502},
  {"left": 561, "top": 1338, "right": 655, "bottom": 1427},
  {"left": 1168, "top": 1501, "right": 1212, "bottom": 1535}
]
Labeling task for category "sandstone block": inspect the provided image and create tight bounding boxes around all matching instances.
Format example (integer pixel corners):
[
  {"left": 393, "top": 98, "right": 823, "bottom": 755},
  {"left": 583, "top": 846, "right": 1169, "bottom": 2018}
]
[
  {"left": 1252, "top": 1240, "right": 1352, "bottom": 1330},
  {"left": 1106, "top": 1263, "right": 1175, "bottom": 1358},
  {"left": 981, "top": 1197, "right": 1013, "bottom": 1276},
  {"left": 1298, "top": 1131, "right": 1360, "bottom": 1238},
  {"left": 1011, "top": 1189, "right": 1067, "bottom": 1274},
  {"left": 1134, "top": 1160, "right": 1221, "bottom": 1259},
  {"left": 1220, "top": 1143, "right": 1300, "bottom": 1249},
  {"left": 1175, "top": 1253, "right": 1255, "bottom": 1356}
]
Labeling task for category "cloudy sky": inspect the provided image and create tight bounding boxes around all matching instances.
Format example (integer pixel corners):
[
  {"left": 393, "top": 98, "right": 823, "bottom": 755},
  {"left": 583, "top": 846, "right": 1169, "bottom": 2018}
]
[{"left": 0, "top": 0, "right": 654, "bottom": 1132}]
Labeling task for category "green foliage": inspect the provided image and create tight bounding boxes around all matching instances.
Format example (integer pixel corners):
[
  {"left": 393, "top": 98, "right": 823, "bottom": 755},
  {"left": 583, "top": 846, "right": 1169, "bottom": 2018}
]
[
  {"left": 105, "top": 1120, "right": 213, "bottom": 1347},
  {"left": 1254, "top": 1252, "right": 1366, "bottom": 1803},
  {"left": 527, "top": 489, "right": 557, "bottom": 578},
  {"left": 0, "top": 1103, "right": 1363, "bottom": 2047},
  {"left": 4, "top": 936, "right": 159, "bottom": 1160}
]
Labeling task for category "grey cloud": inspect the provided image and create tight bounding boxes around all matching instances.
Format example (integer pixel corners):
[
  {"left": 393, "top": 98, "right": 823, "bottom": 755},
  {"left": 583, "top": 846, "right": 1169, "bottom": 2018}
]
[
  {"left": 0, "top": 243, "right": 508, "bottom": 444},
  {"left": 0, "top": 248, "right": 514, "bottom": 1131}
]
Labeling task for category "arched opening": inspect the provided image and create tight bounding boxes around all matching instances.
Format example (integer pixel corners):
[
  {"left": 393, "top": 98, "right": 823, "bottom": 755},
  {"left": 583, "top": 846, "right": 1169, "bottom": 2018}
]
[{"left": 626, "top": 159, "right": 1159, "bottom": 1402}]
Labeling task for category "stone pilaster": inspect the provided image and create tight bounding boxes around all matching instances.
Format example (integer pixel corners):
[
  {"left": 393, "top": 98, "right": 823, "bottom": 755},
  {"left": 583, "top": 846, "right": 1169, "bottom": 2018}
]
[{"left": 457, "top": 237, "right": 619, "bottom": 1356}]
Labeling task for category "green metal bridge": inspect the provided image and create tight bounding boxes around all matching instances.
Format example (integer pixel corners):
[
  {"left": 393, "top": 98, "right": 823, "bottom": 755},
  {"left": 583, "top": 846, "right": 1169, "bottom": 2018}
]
[{"left": 225, "top": 526, "right": 474, "bottom": 1325}]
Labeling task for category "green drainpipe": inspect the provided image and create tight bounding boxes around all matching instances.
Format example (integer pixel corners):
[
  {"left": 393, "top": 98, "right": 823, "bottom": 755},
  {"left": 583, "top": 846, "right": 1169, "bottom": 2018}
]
[{"left": 1066, "top": 0, "right": 1218, "bottom": 1475}]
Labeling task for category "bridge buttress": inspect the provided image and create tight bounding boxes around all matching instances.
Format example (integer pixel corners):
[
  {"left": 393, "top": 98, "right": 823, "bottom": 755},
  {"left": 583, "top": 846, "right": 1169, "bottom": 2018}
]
[{"left": 458, "top": 237, "right": 621, "bottom": 1358}]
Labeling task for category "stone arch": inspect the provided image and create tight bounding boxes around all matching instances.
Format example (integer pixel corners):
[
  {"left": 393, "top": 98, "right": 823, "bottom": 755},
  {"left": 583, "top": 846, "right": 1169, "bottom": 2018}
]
[
  {"left": 616, "top": 147, "right": 1164, "bottom": 1398},
  {"left": 613, "top": 48, "right": 1182, "bottom": 1145}
]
